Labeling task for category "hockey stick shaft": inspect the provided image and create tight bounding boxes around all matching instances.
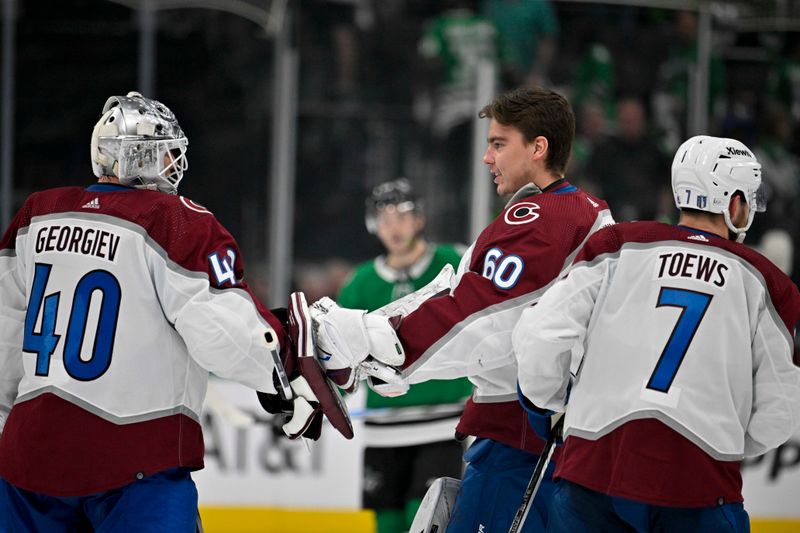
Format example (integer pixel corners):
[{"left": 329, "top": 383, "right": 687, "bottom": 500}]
[
  {"left": 265, "top": 330, "right": 293, "bottom": 401},
  {"left": 507, "top": 416, "right": 564, "bottom": 533}
]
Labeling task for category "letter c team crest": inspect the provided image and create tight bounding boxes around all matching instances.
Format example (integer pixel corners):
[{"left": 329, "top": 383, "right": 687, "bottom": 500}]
[{"left": 504, "top": 202, "right": 540, "bottom": 225}]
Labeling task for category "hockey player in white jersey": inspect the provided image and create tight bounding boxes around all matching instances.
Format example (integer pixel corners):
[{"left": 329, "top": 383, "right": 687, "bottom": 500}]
[
  {"left": 0, "top": 92, "right": 347, "bottom": 532},
  {"left": 513, "top": 135, "right": 800, "bottom": 532}
]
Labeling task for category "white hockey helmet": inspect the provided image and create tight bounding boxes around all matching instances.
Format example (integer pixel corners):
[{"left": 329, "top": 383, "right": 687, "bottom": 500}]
[
  {"left": 365, "top": 178, "right": 424, "bottom": 234},
  {"left": 90, "top": 91, "right": 188, "bottom": 194},
  {"left": 671, "top": 135, "right": 765, "bottom": 242}
]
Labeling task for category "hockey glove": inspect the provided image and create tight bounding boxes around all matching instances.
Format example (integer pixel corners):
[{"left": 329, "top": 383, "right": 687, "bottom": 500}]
[
  {"left": 518, "top": 385, "right": 564, "bottom": 444},
  {"left": 256, "top": 320, "right": 326, "bottom": 440},
  {"left": 309, "top": 296, "right": 406, "bottom": 392}
]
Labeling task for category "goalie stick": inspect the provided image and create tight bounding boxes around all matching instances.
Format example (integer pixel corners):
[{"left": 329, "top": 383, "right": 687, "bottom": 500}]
[
  {"left": 507, "top": 416, "right": 564, "bottom": 533},
  {"left": 265, "top": 328, "right": 293, "bottom": 401}
]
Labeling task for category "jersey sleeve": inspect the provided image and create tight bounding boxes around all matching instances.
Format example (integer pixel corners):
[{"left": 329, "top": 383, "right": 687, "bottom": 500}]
[
  {"left": 397, "top": 205, "right": 608, "bottom": 384},
  {"left": 745, "top": 285, "right": 800, "bottom": 457},
  {"left": 512, "top": 255, "right": 610, "bottom": 412},
  {"left": 0, "top": 200, "right": 31, "bottom": 431},
  {"left": 152, "top": 210, "right": 284, "bottom": 393}
]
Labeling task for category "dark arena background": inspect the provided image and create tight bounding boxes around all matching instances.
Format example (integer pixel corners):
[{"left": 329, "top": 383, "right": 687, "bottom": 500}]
[{"left": 2, "top": 1, "right": 800, "bottom": 531}]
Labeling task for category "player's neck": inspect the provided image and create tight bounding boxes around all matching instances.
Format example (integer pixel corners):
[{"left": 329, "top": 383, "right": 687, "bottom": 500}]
[
  {"left": 532, "top": 171, "right": 563, "bottom": 191},
  {"left": 677, "top": 212, "right": 729, "bottom": 239},
  {"left": 386, "top": 238, "right": 428, "bottom": 270}
]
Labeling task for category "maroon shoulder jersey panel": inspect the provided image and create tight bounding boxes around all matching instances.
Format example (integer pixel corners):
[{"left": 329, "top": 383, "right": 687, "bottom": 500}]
[{"left": 0, "top": 393, "right": 204, "bottom": 497}]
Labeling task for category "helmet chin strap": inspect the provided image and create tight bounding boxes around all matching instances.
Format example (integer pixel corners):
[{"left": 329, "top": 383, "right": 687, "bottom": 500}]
[{"left": 722, "top": 208, "right": 754, "bottom": 244}]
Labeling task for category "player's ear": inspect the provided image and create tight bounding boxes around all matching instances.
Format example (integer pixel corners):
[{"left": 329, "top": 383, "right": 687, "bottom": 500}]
[
  {"left": 729, "top": 191, "right": 745, "bottom": 219},
  {"left": 529, "top": 135, "right": 548, "bottom": 163}
]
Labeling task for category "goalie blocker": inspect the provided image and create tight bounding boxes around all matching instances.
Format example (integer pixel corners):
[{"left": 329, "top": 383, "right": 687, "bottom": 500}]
[{"left": 257, "top": 292, "right": 354, "bottom": 440}]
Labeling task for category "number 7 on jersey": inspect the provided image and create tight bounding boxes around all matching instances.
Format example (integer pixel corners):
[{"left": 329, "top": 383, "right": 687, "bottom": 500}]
[{"left": 648, "top": 287, "right": 713, "bottom": 393}]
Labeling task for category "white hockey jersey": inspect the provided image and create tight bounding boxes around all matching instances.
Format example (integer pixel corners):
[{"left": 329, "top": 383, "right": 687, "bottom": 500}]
[
  {"left": 513, "top": 221, "right": 800, "bottom": 506},
  {"left": 0, "top": 184, "right": 284, "bottom": 496}
]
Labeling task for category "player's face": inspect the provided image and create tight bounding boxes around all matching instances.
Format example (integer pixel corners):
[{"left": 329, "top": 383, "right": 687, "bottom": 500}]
[
  {"left": 375, "top": 207, "right": 423, "bottom": 255},
  {"left": 483, "top": 120, "right": 538, "bottom": 196}
]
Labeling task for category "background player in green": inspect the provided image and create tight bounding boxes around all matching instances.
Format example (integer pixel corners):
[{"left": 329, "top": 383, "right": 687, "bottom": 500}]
[{"left": 337, "top": 178, "right": 471, "bottom": 533}]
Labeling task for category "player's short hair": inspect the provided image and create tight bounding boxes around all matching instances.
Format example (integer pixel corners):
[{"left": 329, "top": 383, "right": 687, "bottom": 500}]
[{"left": 479, "top": 87, "right": 575, "bottom": 176}]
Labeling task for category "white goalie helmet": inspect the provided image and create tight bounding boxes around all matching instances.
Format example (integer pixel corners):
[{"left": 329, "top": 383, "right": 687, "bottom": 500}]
[
  {"left": 671, "top": 135, "right": 765, "bottom": 243},
  {"left": 90, "top": 91, "right": 188, "bottom": 194}
]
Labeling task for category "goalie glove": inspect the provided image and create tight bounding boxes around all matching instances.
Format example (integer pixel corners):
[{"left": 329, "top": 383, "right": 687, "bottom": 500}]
[
  {"left": 309, "top": 296, "right": 406, "bottom": 392},
  {"left": 256, "top": 296, "right": 355, "bottom": 440}
]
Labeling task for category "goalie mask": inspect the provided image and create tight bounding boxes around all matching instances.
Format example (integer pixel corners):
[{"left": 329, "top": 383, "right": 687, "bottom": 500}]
[
  {"left": 671, "top": 135, "right": 765, "bottom": 243},
  {"left": 90, "top": 91, "right": 188, "bottom": 194},
  {"left": 365, "top": 178, "right": 424, "bottom": 234}
]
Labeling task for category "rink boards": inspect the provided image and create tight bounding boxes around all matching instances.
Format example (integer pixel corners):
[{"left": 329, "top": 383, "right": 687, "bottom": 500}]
[{"left": 194, "top": 381, "right": 800, "bottom": 533}]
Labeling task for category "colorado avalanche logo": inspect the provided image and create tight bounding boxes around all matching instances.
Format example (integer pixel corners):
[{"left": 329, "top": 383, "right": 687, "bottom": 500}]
[
  {"left": 504, "top": 202, "right": 540, "bottom": 225},
  {"left": 180, "top": 196, "right": 212, "bottom": 214}
]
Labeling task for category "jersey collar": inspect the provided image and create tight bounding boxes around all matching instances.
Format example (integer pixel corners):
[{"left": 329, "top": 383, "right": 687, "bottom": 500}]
[
  {"left": 506, "top": 179, "right": 576, "bottom": 207},
  {"left": 676, "top": 225, "right": 723, "bottom": 239},
  {"left": 543, "top": 178, "right": 578, "bottom": 194},
  {"left": 86, "top": 183, "right": 136, "bottom": 192}
]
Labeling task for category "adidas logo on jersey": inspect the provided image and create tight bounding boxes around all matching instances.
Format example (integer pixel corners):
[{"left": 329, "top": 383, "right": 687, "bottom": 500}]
[
  {"left": 82, "top": 197, "right": 100, "bottom": 209},
  {"left": 687, "top": 234, "right": 709, "bottom": 242}
]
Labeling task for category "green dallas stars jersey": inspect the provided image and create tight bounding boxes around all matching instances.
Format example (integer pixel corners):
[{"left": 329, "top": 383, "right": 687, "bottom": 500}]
[{"left": 338, "top": 243, "right": 472, "bottom": 445}]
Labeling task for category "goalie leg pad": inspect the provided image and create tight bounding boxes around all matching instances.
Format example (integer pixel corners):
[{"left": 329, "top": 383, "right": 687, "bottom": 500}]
[
  {"left": 290, "top": 292, "right": 355, "bottom": 440},
  {"left": 409, "top": 477, "right": 462, "bottom": 533}
]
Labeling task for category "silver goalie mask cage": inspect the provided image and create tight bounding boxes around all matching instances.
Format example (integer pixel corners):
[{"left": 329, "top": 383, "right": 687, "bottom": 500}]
[{"left": 90, "top": 91, "right": 188, "bottom": 194}]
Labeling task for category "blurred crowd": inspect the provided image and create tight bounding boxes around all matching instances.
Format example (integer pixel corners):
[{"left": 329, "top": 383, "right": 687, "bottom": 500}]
[
  {"left": 7, "top": 0, "right": 800, "bottom": 302},
  {"left": 291, "top": 0, "right": 800, "bottom": 300}
]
